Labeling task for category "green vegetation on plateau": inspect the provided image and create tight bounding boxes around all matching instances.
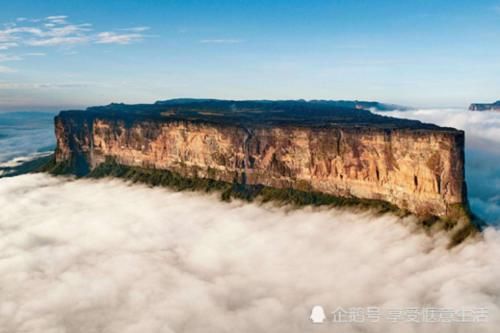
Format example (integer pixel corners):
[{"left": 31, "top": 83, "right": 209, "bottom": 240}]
[
  {"left": 87, "top": 157, "right": 401, "bottom": 213},
  {"left": 59, "top": 98, "right": 454, "bottom": 131}
]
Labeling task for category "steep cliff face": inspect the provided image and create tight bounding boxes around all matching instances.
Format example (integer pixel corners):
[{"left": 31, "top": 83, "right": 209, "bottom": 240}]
[{"left": 54, "top": 100, "right": 467, "bottom": 219}]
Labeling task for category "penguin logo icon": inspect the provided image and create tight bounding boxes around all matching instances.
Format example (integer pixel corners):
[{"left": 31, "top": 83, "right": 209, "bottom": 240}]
[{"left": 309, "top": 305, "right": 326, "bottom": 324}]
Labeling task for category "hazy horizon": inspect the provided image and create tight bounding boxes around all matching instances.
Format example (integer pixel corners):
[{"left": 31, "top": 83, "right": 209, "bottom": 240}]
[{"left": 0, "top": 99, "right": 489, "bottom": 113}]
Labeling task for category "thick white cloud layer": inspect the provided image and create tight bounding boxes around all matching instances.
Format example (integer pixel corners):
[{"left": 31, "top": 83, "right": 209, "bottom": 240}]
[
  {"left": 380, "top": 108, "right": 500, "bottom": 152},
  {"left": 0, "top": 174, "right": 499, "bottom": 333}
]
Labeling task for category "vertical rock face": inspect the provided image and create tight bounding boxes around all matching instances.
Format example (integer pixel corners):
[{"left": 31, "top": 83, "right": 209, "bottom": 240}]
[{"left": 54, "top": 100, "right": 467, "bottom": 219}]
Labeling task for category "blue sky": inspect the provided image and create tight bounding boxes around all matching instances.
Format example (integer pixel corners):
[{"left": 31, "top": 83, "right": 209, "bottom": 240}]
[{"left": 0, "top": 0, "right": 499, "bottom": 110}]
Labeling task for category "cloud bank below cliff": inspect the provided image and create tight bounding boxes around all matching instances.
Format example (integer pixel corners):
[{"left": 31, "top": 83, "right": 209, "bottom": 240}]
[
  {"left": 378, "top": 108, "right": 500, "bottom": 225},
  {"left": 0, "top": 173, "right": 499, "bottom": 333}
]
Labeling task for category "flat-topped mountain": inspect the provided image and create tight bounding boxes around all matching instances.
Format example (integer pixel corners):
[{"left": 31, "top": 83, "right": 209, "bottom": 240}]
[
  {"left": 65, "top": 99, "right": 437, "bottom": 129},
  {"left": 52, "top": 99, "right": 471, "bottom": 235},
  {"left": 469, "top": 101, "right": 500, "bottom": 112}
]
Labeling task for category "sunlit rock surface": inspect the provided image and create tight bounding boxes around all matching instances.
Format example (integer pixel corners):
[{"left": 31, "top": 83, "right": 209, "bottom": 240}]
[{"left": 54, "top": 99, "right": 467, "bottom": 219}]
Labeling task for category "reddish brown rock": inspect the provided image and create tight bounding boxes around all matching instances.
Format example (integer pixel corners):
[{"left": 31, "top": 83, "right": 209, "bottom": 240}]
[{"left": 54, "top": 100, "right": 467, "bottom": 219}]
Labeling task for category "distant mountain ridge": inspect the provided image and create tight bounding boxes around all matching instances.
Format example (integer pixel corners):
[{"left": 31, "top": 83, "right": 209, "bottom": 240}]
[
  {"left": 155, "top": 98, "right": 408, "bottom": 112},
  {"left": 469, "top": 101, "right": 500, "bottom": 112},
  {"left": 76, "top": 99, "right": 439, "bottom": 130},
  {"left": 307, "top": 100, "right": 408, "bottom": 111}
]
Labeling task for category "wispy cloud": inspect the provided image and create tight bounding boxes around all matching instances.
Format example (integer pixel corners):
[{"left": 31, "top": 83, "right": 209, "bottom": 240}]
[
  {"left": 0, "top": 15, "right": 150, "bottom": 73},
  {"left": 0, "top": 81, "right": 102, "bottom": 90},
  {"left": 0, "top": 29, "right": 18, "bottom": 47},
  {"left": 0, "top": 43, "right": 17, "bottom": 50},
  {"left": 0, "top": 65, "right": 16, "bottom": 73},
  {"left": 35, "top": 82, "right": 97, "bottom": 89},
  {"left": 45, "top": 15, "right": 67, "bottom": 20},
  {"left": 121, "top": 26, "right": 150, "bottom": 32},
  {"left": 0, "top": 54, "right": 22, "bottom": 62},
  {"left": 95, "top": 32, "right": 144, "bottom": 44},
  {"left": 45, "top": 15, "right": 68, "bottom": 25},
  {"left": 0, "top": 17, "right": 150, "bottom": 74},
  {"left": 24, "top": 52, "right": 45, "bottom": 56},
  {"left": 0, "top": 15, "right": 149, "bottom": 50},
  {"left": 200, "top": 39, "right": 243, "bottom": 44},
  {"left": 26, "top": 36, "right": 90, "bottom": 46}
]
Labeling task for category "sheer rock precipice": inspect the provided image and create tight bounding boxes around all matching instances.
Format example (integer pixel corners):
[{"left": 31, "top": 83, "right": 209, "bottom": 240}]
[{"left": 54, "top": 99, "right": 468, "bottom": 220}]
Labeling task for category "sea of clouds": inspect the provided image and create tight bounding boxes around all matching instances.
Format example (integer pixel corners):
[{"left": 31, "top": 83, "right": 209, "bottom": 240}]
[
  {"left": 0, "top": 108, "right": 498, "bottom": 332},
  {"left": 0, "top": 174, "right": 499, "bottom": 333},
  {"left": 0, "top": 112, "right": 55, "bottom": 164}
]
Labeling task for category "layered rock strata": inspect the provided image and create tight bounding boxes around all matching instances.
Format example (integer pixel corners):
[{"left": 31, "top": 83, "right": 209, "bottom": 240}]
[{"left": 54, "top": 99, "right": 467, "bottom": 219}]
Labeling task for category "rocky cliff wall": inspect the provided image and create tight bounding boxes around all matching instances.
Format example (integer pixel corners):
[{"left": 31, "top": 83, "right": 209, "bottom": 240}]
[{"left": 54, "top": 113, "right": 467, "bottom": 219}]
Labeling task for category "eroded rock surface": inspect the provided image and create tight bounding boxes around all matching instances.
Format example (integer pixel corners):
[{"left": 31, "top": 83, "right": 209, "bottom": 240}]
[{"left": 54, "top": 99, "right": 467, "bottom": 218}]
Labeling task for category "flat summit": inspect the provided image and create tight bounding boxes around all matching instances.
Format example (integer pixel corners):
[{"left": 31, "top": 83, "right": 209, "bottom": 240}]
[{"left": 60, "top": 99, "right": 450, "bottom": 130}]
